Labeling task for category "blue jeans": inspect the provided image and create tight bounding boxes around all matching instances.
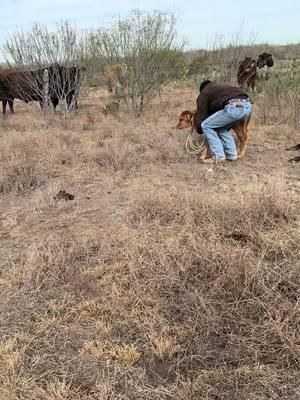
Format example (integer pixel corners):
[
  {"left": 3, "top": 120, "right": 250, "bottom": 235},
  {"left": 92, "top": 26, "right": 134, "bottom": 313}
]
[{"left": 201, "top": 99, "right": 252, "bottom": 160}]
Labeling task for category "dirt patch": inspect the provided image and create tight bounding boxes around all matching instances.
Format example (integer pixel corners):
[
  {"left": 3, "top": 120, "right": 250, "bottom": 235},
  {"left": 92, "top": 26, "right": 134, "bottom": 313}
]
[{"left": 0, "top": 93, "right": 299, "bottom": 399}]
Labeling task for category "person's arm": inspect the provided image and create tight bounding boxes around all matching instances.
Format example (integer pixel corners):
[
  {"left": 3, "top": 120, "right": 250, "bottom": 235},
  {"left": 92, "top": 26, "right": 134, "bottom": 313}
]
[{"left": 196, "top": 93, "right": 209, "bottom": 134}]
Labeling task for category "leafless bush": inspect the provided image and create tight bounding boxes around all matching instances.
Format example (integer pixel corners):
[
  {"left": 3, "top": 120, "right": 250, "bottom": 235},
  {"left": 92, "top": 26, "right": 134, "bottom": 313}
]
[
  {"left": 2, "top": 22, "right": 85, "bottom": 115},
  {"left": 3, "top": 22, "right": 84, "bottom": 68},
  {"left": 86, "top": 10, "right": 185, "bottom": 116}
]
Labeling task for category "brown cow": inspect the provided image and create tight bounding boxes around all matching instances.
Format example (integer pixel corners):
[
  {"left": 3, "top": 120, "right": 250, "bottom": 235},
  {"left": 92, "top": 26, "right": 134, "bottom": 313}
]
[
  {"left": 0, "top": 67, "right": 49, "bottom": 114},
  {"left": 0, "top": 69, "right": 23, "bottom": 114},
  {"left": 237, "top": 53, "right": 274, "bottom": 91},
  {"left": 237, "top": 57, "right": 257, "bottom": 91},
  {"left": 0, "top": 65, "right": 84, "bottom": 115}
]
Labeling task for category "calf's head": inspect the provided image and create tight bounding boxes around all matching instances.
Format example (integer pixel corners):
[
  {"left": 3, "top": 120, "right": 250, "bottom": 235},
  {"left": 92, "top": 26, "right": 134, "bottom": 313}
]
[{"left": 177, "top": 110, "right": 196, "bottom": 129}]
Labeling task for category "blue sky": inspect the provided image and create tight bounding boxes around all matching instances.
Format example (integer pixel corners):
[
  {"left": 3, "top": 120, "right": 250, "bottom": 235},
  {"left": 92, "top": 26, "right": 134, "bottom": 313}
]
[{"left": 0, "top": 0, "right": 299, "bottom": 54}]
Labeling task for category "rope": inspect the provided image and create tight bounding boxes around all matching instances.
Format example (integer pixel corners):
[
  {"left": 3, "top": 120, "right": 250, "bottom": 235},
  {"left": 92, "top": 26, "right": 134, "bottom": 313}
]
[{"left": 185, "top": 125, "right": 206, "bottom": 155}]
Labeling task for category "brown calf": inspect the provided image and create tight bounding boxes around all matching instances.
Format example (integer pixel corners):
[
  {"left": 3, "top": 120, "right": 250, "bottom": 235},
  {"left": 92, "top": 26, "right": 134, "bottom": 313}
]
[{"left": 177, "top": 110, "right": 251, "bottom": 160}]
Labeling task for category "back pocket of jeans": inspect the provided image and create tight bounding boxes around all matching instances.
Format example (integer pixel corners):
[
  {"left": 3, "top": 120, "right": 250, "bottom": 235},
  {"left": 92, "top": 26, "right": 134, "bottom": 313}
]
[{"left": 225, "top": 104, "right": 244, "bottom": 119}]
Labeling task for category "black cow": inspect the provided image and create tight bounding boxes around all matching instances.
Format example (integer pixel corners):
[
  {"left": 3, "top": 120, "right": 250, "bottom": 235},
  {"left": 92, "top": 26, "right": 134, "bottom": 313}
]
[
  {"left": 257, "top": 52, "right": 274, "bottom": 69},
  {"left": 46, "top": 64, "right": 85, "bottom": 111},
  {"left": 0, "top": 64, "right": 84, "bottom": 114}
]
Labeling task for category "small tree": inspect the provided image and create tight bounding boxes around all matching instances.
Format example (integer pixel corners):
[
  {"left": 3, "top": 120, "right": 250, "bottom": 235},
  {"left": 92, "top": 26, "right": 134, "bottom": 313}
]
[
  {"left": 3, "top": 22, "right": 84, "bottom": 68},
  {"left": 2, "top": 22, "right": 85, "bottom": 114},
  {"left": 86, "top": 10, "right": 185, "bottom": 116}
]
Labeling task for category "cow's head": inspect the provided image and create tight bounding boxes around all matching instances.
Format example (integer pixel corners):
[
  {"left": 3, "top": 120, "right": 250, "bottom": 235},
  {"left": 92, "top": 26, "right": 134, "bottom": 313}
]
[
  {"left": 257, "top": 52, "right": 274, "bottom": 68},
  {"left": 177, "top": 110, "right": 196, "bottom": 129}
]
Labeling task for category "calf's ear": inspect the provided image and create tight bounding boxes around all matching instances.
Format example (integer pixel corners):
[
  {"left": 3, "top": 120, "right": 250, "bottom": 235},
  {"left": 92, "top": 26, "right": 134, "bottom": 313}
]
[{"left": 188, "top": 112, "right": 195, "bottom": 121}]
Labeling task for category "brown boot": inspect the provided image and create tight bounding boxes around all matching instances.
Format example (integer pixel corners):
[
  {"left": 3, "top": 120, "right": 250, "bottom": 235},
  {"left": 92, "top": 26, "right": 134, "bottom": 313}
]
[{"left": 200, "top": 157, "right": 225, "bottom": 164}]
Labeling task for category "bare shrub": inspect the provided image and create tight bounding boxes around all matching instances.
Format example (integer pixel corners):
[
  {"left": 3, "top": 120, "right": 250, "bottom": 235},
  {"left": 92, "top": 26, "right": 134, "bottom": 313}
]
[
  {"left": 4, "top": 22, "right": 83, "bottom": 67},
  {"left": 2, "top": 22, "right": 85, "bottom": 115},
  {"left": 86, "top": 10, "right": 185, "bottom": 116}
]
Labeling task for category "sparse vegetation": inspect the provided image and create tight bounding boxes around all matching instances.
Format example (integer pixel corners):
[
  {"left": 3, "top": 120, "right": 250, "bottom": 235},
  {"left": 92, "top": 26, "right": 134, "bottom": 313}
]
[
  {"left": 0, "top": 14, "right": 300, "bottom": 400},
  {"left": 0, "top": 85, "right": 299, "bottom": 398},
  {"left": 86, "top": 10, "right": 185, "bottom": 115},
  {"left": 4, "top": 21, "right": 84, "bottom": 67}
]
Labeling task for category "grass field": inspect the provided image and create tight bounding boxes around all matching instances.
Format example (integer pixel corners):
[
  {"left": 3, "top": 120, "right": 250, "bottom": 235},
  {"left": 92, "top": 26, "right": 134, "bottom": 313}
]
[{"left": 0, "top": 85, "right": 300, "bottom": 399}]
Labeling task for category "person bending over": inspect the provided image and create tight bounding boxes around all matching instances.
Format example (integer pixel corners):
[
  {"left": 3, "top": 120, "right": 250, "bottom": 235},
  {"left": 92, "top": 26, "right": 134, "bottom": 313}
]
[{"left": 196, "top": 80, "right": 252, "bottom": 164}]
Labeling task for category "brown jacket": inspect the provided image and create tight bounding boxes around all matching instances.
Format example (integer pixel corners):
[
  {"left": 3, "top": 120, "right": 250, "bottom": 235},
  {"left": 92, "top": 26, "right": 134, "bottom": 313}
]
[{"left": 196, "top": 82, "right": 248, "bottom": 134}]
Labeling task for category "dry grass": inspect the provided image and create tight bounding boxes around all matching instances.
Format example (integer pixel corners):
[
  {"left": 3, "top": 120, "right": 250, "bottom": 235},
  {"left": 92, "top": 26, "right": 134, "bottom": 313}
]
[{"left": 0, "top": 89, "right": 299, "bottom": 399}]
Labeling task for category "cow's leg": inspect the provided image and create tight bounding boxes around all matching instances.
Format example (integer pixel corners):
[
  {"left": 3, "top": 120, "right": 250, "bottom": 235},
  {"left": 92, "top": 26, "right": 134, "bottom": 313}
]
[
  {"left": 2, "top": 100, "right": 7, "bottom": 115},
  {"left": 8, "top": 100, "right": 14, "bottom": 113},
  {"left": 51, "top": 97, "right": 59, "bottom": 111}
]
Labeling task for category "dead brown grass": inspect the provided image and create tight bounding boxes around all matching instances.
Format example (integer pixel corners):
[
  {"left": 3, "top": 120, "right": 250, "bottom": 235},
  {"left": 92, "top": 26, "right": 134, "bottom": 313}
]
[{"left": 0, "top": 89, "right": 299, "bottom": 399}]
